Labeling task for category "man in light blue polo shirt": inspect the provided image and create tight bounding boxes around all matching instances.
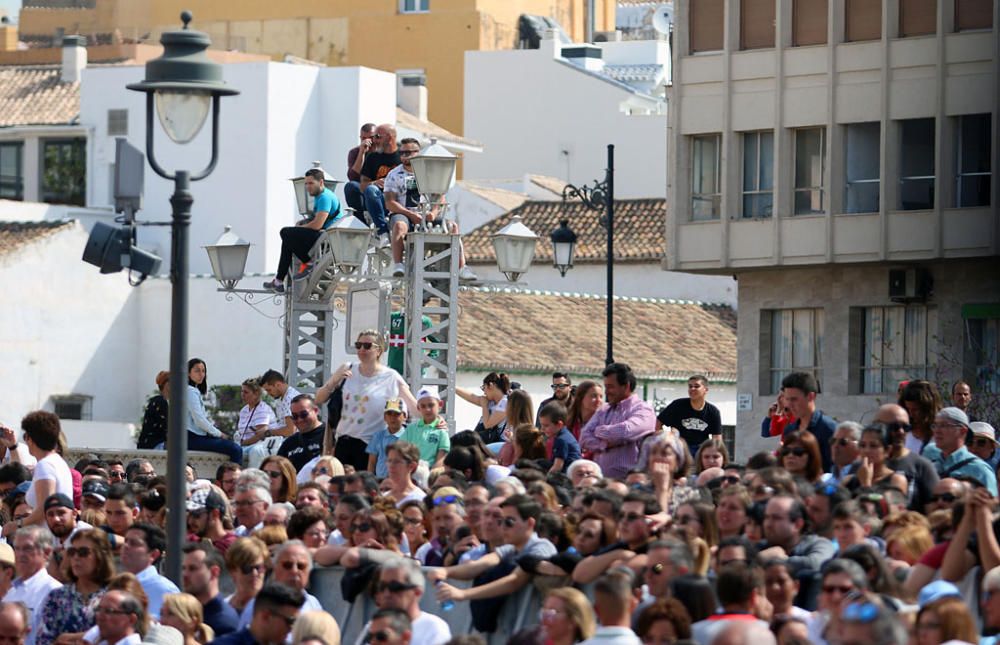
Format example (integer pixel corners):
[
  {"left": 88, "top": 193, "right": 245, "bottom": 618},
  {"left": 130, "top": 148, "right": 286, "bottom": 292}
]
[
  {"left": 923, "top": 407, "right": 998, "bottom": 496},
  {"left": 119, "top": 523, "right": 178, "bottom": 619}
]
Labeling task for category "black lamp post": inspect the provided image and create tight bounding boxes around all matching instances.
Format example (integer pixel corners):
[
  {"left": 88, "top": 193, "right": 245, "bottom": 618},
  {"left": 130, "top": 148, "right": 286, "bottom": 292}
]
[
  {"left": 127, "top": 10, "right": 238, "bottom": 584},
  {"left": 555, "top": 144, "right": 615, "bottom": 366}
]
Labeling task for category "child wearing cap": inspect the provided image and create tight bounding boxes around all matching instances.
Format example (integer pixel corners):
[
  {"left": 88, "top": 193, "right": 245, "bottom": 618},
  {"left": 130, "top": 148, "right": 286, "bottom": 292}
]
[
  {"left": 400, "top": 387, "right": 450, "bottom": 468},
  {"left": 366, "top": 399, "right": 407, "bottom": 478}
]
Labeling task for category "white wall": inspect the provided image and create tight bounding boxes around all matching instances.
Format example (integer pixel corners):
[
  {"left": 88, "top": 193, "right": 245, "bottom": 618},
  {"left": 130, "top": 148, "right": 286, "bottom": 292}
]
[
  {"left": 463, "top": 46, "right": 667, "bottom": 199},
  {"left": 80, "top": 62, "right": 397, "bottom": 276},
  {"left": 467, "top": 262, "right": 738, "bottom": 306}
]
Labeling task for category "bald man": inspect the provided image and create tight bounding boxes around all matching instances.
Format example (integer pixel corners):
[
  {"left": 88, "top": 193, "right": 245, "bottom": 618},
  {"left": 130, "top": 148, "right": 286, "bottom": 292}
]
[{"left": 879, "top": 404, "right": 939, "bottom": 512}]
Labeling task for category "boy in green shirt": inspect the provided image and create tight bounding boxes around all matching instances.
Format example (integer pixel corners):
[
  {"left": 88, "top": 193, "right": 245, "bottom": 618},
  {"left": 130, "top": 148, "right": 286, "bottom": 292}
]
[{"left": 401, "top": 387, "right": 450, "bottom": 468}]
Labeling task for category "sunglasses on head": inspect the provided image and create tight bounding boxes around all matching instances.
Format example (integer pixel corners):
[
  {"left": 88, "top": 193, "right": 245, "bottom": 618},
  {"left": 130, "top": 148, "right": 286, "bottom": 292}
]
[
  {"left": 432, "top": 494, "right": 461, "bottom": 507},
  {"left": 841, "top": 601, "right": 880, "bottom": 623},
  {"left": 355, "top": 341, "right": 376, "bottom": 350},
  {"left": 377, "top": 581, "right": 417, "bottom": 594}
]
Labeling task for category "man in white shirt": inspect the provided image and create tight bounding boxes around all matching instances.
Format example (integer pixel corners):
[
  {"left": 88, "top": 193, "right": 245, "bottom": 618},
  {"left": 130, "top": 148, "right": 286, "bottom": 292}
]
[
  {"left": 238, "top": 541, "right": 323, "bottom": 628},
  {"left": 260, "top": 370, "right": 301, "bottom": 438},
  {"left": 233, "top": 484, "right": 272, "bottom": 537},
  {"left": 357, "top": 557, "right": 451, "bottom": 645},
  {"left": 3, "top": 526, "right": 62, "bottom": 645},
  {"left": 579, "top": 570, "right": 641, "bottom": 645},
  {"left": 92, "top": 590, "right": 144, "bottom": 645}
]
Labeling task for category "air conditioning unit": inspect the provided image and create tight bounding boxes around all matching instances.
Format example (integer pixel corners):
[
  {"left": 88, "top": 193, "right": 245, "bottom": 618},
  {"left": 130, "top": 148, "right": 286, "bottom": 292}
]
[{"left": 888, "top": 267, "right": 933, "bottom": 303}]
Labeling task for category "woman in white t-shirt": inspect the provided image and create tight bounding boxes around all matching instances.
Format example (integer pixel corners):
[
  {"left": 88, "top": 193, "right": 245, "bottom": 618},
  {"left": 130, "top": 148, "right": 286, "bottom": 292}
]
[
  {"left": 235, "top": 378, "right": 280, "bottom": 469},
  {"left": 0, "top": 410, "right": 73, "bottom": 536},
  {"left": 318, "top": 329, "right": 418, "bottom": 473}
]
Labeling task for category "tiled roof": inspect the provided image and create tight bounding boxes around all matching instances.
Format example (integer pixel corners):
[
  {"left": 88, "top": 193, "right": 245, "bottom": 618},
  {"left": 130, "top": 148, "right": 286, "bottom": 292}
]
[
  {"left": 457, "top": 183, "right": 529, "bottom": 212},
  {"left": 396, "top": 107, "right": 482, "bottom": 150},
  {"left": 0, "top": 65, "right": 79, "bottom": 127},
  {"left": 456, "top": 287, "right": 736, "bottom": 381},
  {"left": 462, "top": 198, "right": 666, "bottom": 265},
  {"left": 0, "top": 220, "right": 74, "bottom": 256}
]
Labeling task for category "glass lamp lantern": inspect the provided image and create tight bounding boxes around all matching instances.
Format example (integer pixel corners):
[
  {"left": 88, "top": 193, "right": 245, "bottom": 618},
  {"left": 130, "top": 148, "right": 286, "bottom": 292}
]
[
  {"left": 550, "top": 219, "right": 577, "bottom": 277},
  {"left": 492, "top": 215, "right": 538, "bottom": 282},
  {"left": 204, "top": 225, "right": 251, "bottom": 289},
  {"left": 290, "top": 161, "right": 339, "bottom": 216},
  {"left": 327, "top": 215, "right": 373, "bottom": 273},
  {"left": 410, "top": 142, "right": 457, "bottom": 198}
]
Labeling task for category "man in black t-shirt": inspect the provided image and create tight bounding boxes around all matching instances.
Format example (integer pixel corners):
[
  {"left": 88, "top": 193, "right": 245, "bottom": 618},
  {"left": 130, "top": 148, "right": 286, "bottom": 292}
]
[
  {"left": 277, "top": 394, "right": 325, "bottom": 472},
  {"left": 350, "top": 123, "right": 401, "bottom": 236},
  {"left": 657, "top": 375, "right": 723, "bottom": 455}
]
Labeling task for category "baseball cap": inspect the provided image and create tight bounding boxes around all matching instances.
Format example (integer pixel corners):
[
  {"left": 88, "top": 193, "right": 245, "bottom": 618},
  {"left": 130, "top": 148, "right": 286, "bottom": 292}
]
[
  {"left": 0, "top": 543, "right": 13, "bottom": 566},
  {"left": 43, "top": 493, "right": 75, "bottom": 513},
  {"left": 186, "top": 487, "right": 228, "bottom": 513},
  {"left": 384, "top": 399, "right": 404, "bottom": 414},
  {"left": 918, "top": 580, "right": 962, "bottom": 608},
  {"left": 82, "top": 480, "right": 110, "bottom": 502},
  {"left": 971, "top": 422, "right": 998, "bottom": 445},
  {"left": 937, "top": 407, "right": 971, "bottom": 428},
  {"left": 7, "top": 481, "right": 30, "bottom": 502},
  {"left": 416, "top": 386, "right": 440, "bottom": 402}
]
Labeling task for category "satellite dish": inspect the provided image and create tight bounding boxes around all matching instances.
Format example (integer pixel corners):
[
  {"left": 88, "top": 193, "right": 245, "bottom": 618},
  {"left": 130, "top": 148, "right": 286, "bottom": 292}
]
[{"left": 652, "top": 3, "right": 674, "bottom": 35}]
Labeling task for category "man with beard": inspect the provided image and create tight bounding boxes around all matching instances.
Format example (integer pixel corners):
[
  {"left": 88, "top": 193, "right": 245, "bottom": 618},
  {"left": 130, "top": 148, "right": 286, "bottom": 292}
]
[{"left": 878, "top": 403, "right": 939, "bottom": 512}]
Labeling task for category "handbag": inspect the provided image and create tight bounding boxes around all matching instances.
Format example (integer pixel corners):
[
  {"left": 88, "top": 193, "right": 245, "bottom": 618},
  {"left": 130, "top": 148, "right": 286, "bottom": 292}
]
[{"left": 326, "top": 364, "right": 349, "bottom": 432}]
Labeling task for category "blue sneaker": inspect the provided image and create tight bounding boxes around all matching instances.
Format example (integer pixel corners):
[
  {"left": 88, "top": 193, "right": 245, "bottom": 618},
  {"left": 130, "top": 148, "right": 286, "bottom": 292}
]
[{"left": 262, "top": 278, "right": 285, "bottom": 294}]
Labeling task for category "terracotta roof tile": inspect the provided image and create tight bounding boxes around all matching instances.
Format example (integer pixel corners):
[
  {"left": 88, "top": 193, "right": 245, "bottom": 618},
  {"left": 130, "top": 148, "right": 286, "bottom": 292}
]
[
  {"left": 0, "top": 65, "right": 79, "bottom": 127},
  {"left": 463, "top": 198, "right": 666, "bottom": 265},
  {"left": 456, "top": 288, "right": 736, "bottom": 381},
  {"left": 0, "top": 220, "right": 74, "bottom": 257},
  {"left": 456, "top": 183, "right": 529, "bottom": 212}
]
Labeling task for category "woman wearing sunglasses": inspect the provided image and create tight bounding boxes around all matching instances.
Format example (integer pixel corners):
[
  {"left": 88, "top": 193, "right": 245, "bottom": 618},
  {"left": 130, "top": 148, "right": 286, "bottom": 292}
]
[
  {"left": 35, "top": 529, "right": 115, "bottom": 645},
  {"left": 316, "top": 329, "right": 419, "bottom": 472},
  {"left": 777, "top": 430, "right": 825, "bottom": 484},
  {"left": 260, "top": 455, "right": 298, "bottom": 504},
  {"left": 224, "top": 537, "right": 270, "bottom": 614}
]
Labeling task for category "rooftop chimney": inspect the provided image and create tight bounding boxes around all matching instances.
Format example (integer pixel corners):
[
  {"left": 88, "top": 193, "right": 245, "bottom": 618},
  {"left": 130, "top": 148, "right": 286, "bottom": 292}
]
[
  {"left": 397, "top": 75, "right": 428, "bottom": 122},
  {"left": 61, "top": 35, "right": 87, "bottom": 84},
  {"left": 541, "top": 28, "right": 561, "bottom": 58}
]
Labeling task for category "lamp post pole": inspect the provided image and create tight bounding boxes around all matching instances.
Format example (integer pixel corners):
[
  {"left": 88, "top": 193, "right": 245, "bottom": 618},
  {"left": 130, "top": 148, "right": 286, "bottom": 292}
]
[
  {"left": 604, "top": 144, "right": 614, "bottom": 366},
  {"left": 165, "top": 170, "right": 192, "bottom": 583}
]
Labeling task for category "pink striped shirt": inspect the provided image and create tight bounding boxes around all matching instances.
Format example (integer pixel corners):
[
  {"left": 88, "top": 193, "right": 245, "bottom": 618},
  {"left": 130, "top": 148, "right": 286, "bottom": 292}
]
[{"left": 579, "top": 394, "right": 656, "bottom": 480}]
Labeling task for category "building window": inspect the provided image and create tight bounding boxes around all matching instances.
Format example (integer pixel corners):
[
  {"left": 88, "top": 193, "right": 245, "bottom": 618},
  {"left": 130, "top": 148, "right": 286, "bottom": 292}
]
[
  {"left": 41, "top": 138, "right": 86, "bottom": 206},
  {"left": 956, "top": 113, "right": 992, "bottom": 207},
  {"left": 690, "top": 0, "right": 724, "bottom": 53},
  {"left": 0, "top": 142, "right": 24, "bottom": 200},
  {"left": 52, "top": 394, "right": 93, "bottom": 421},
  {"left": 399, "top": 0, "right": 429, "bottom": 13},
  {"left": 844, "top": 122, "right": 880, "bottom": 213},
  {"left": 741, "top": 0, "right": 775, "bottom": 49},
  {"left": 794, "top": 128, "right": 826, "bottom": 215},
  {"left": 763, "top": 308, "right": 825, "bottom": 395},
  {"left": 107, "top": 109, "right": 128, "bottom": 136},
  {"left": 966, "top": 315, "right": 999, "bottom": 394},
  {"left": 955, "top": 0, "right": 993, "bottom": 31},
  {"left": 742, "top": 131, "right": 774, "bottom": 217},
  {"left": 793, "top": 0, "right": 828, "bottom": 46},
  {"left": 899, "top": 118, "right": 935, "bottom": 211},
  {"left": 899, "top": 0, "right": 937, "bottom": 36},
  {"left": 845, "top": 0, "right": 882, "bottom": 41},
  {"left": 858, "top": 305, "right": 935, "bottom": 394},
  {"left": 691, "top": 134, "right": 721, "bottom": 220}
]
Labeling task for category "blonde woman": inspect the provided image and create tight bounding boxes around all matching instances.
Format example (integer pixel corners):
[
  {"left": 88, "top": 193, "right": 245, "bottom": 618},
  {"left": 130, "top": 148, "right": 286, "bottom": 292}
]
[
  {"left": 540, "top": 587, "right": 596, "bottom": 645},
  {"left": 292, "top": 610, "right": 342, "bottom": 645},
  {"left": 161, "top": 592, "right": 215, "bottom": 645},
  {"left": 316, "top": 329, "right": 418, "bottom": 472}
]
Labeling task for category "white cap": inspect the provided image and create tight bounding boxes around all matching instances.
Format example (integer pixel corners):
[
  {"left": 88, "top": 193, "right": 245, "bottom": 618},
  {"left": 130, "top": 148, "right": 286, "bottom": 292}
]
[
  {"left": 971, "top": 421, "right": 998, "bottom": 445},
  {"left": 416, "top": 386, "right": 440, "bottom": 401}
]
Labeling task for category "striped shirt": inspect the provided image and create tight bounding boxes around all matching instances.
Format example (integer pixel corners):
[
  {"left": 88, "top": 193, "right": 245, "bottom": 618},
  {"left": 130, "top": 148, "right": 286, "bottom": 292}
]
[{"left": 579, "top": 394, "right": 656, "bottom": 480}]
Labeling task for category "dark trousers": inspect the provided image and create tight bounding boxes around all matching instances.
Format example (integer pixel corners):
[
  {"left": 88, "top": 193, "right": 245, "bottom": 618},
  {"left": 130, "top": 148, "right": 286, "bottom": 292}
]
[
  {"left": 188, "top": 432, "right": 243, "bottom": 464},
  {"left": 276, "top": 226, "right": 322, "bottom": 280},
  {"left": 334, "top": 435, "right": 370, "bottom": 472}
]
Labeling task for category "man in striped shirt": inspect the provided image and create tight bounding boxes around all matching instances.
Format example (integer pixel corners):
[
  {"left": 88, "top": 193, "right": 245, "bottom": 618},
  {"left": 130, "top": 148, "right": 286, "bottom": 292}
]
[{"left": 579, "top": 363, "right": 656, "bottom": 481}]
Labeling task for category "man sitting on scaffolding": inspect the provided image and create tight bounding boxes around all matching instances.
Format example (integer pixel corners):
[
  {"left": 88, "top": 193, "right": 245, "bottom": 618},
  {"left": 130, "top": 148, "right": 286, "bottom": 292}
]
[
  {"left": 263, "top": 167, "right": 343, "bottom": 293},
  {"left": 383, "top": 137, "right": 477, "bottom": 282}
]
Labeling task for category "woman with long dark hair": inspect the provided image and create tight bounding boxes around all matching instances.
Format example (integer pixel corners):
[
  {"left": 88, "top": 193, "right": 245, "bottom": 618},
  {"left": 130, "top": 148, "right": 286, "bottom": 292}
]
[
  {"left": 186, "top": 358, "right": 242, "bottom": 462},
  {"left": 456, "top": 372, "right": 512, "bottom": 445},
  {"left": 138, "top": 370, "right": 169, "bottom": 449},
  {"left": 899, "top": 380, "right": 942, "bottom": 452}
]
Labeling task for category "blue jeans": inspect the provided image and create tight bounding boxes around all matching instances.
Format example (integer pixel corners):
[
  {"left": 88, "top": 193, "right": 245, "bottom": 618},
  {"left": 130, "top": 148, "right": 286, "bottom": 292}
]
[
  {"left": 187, "top": 432, "right": 243, "bottom": 464},
  {"left": 344, "top": 181, "right": 388, "bottom": 234}
]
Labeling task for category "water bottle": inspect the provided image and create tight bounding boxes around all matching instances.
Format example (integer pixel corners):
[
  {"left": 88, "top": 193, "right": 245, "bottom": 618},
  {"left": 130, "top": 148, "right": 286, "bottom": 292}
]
[{"left": 435, "top": 580, "right": 454, "bottom": 611}]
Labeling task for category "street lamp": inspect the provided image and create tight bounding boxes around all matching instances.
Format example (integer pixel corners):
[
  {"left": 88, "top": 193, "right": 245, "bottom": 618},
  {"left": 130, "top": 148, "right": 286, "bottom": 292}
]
[
  {"left": 290, "top": 161, "right": 339, "bottom": 216},
  {"left": 410, "top": 141, "right": 457, "bottom": 209},
  {"left": 204, "top": 225, "right": 250, "bottom": 289},
  {"left": 556, "top": 144, "right": 615, "bottom": 365},
  {"left": 549, "top": 219, "right": 577, "bottom": 277},
  {"left": 327, "top": 214, "right": 373, "bottom": 273},
  {"left": 492, "top": 214, "right": 538, "bottom": 282},
  {"left": 127, "top": 10, "right": 238, "bottom": 585}
]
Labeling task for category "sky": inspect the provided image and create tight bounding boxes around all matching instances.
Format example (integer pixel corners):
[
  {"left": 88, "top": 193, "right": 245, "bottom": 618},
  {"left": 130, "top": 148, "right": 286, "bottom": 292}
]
[{"left": 0, "top": 1, "right": 18, "bottom": 23}]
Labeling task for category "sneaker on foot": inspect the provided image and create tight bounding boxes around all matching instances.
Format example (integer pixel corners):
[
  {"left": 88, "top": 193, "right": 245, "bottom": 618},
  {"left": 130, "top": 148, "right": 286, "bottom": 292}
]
[
  {"left": 292, "top": 262, "right": 312, "bottom": 281},
  {"left": 378, "top": 233, "right": 391, "bottom": 248},
  {"left": 458, "top": 266, "right": 478, "bottom": 282},
  {"left": 262, "top": 278, "right": 285, "bottom": 293},
  {"left": 392, "top": 262, "right": 405, "bottom": 277}
]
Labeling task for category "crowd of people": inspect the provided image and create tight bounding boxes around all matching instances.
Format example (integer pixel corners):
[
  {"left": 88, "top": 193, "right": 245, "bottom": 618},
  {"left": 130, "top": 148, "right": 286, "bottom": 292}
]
[{"left": 0, "top": 338, "right": 998, "bottom": 645}]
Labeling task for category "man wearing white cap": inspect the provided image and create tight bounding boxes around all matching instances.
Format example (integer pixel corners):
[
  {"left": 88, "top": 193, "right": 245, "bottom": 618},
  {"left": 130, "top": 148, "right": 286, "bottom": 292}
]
[
  {"left": 399, "top": 387, "right": 450, "bottom": 468},
  {"left": 923, "top": 407, "right": 997, "bottom": 495},
  {"left": 969, "top": 421, "right": 1000, "bottom": 469}
]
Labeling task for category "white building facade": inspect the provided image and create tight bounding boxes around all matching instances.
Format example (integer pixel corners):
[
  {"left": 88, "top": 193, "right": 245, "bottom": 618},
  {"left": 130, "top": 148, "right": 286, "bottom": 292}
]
[{"left": 665, "top": 0, "right": 999, "bottom": 457}]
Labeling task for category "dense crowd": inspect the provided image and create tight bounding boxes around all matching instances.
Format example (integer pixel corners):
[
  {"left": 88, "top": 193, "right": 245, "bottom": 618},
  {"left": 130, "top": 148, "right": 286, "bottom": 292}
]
[{"left": 0, "top": 329, "right": 997, "bottom": 645}]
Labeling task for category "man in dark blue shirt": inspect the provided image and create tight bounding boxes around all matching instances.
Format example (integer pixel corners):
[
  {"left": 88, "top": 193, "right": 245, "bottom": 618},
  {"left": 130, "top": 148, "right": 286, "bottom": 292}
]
[
  {"left": 208, "top": 582, "right": 305, "bottom": 645},
  {"left": 781, "top": 372, "right": 836, "bottom": 472},
  {"left": 182, "top": 542, "right": 240, "bottom": 637}
]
